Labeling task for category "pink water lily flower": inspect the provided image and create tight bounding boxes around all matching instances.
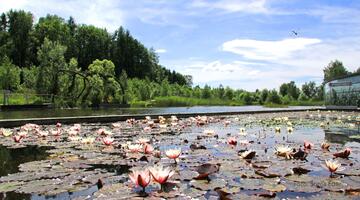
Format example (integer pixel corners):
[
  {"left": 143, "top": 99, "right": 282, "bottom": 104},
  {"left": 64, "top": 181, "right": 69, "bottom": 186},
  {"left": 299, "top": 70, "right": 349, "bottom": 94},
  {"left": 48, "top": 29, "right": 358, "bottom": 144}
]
[
  {"left": 149, "top": 165, "right": 175, "bottom": 186},
  {"left": 128, "top": 144, "right": 143, "bottom": 153},
  {"left": 102, "top": 137, "right": 114, "bottom": 146},
  {"left": 304, "top": 140, "right": 314, "bottom": 149},
  {"left": 97, "top": 128, "right": 106, "bottom": 135},
  {"left": 56, "top": 123, "right": 62, "bottom": 128},
  {"left": 13, "top": 135, "right": 23, "bottom": 143},
  {"left": 227, "top": 137, "right": 237, "bottom": 146},
  {"left": 165, "top": 148, "right": 181, "bottom": 163},
  {"left": 144, "top": 144, "right": 154, "bottom": 154},
  {"left": 128, "top": 169, "right": 151, "bottom": 192},
  {"left": 51, "top": 129, "right": 61, "bottom": 136}
]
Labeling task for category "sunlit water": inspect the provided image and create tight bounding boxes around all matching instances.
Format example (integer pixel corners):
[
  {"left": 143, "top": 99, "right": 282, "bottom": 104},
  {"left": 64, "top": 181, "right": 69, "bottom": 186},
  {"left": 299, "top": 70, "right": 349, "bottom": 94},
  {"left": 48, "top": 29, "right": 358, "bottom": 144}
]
[{"left": 0, "top": 106, "right": 319, "bottom": 119}]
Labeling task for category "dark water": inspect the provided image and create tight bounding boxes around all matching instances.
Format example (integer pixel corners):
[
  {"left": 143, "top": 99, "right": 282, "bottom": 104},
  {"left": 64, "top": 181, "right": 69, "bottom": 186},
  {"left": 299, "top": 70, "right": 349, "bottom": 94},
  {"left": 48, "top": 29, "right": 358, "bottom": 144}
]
[{"left": 0, "top": 106, "right": 319, "bottom": 119}]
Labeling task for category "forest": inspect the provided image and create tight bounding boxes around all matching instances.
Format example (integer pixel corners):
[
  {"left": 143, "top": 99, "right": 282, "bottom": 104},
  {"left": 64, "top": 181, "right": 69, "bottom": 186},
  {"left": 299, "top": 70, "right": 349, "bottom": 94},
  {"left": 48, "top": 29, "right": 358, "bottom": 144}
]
[{"left": 0, "top": 10, "right": 357, "bottom": 108}]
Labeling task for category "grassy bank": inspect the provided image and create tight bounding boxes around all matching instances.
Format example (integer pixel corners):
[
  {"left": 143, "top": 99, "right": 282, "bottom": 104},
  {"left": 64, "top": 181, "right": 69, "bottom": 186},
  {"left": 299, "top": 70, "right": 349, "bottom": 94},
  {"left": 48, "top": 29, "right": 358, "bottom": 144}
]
[
  {"left": 130, "top": 96, "right": 245, "bottom": 107},
  {"left": 130, "top": 96, "right": 325, "bottom": 108}
]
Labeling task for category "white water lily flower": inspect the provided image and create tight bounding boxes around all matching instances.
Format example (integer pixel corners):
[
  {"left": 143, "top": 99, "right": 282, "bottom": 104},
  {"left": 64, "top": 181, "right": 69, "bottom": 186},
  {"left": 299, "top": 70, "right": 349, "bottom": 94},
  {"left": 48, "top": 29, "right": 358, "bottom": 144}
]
[{"left": 275, "top": 145, "right": 293, "bottom": 159}]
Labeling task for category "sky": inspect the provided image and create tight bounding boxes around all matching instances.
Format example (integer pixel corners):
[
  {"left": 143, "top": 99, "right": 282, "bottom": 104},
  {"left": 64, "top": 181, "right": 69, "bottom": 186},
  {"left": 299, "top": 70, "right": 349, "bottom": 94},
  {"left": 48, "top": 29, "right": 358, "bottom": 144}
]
[{"left": 1, "top": 0, "right": 360, "bottom": 91}]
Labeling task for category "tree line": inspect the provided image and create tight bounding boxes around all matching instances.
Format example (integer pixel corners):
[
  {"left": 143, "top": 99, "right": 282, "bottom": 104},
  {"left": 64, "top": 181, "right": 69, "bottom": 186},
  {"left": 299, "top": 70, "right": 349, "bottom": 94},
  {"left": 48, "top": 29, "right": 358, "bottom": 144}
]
[
  {"left": 1, "top": 9, "right": 357, "bottom": 107},
  {"left": 0, "top": 10, "right": 188, "bottom": 85}
]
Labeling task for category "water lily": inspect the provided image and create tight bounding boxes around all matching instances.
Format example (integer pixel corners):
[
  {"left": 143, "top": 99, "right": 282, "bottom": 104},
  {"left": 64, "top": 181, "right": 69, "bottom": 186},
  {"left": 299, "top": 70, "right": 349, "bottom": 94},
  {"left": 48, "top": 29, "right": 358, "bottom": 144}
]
[
  {"left": 149, "top": 165, "right": 174, "bottom": 187},
  {"left": 147, "top": 120, "right": 155, "bottom": 128},
  {"left": 227, "top": 137, "right": 237, "bottom": 146},
  {"left": 102, "top": 137, "right": 114, "bottom": 146},
  {"left": 72, "top": 124, "right": 81, "bottom": 131},
  {"left": 68, "top": 130, "right": 78, "bottom": 136},
  {"left": 171, "top": 115, "right": 178, "bottom": 122},
  {"left": 51, "top": 129, "right": 61, "bottom": 136},
  {"left": 275, "top": 145, "right": 293, "bottom": 159},
  {"left": 128, "top": 144, "right": 143, "bottom": 153},
  {"left": 128, "top": 169, "right": 151, "bottom": 192},
  {"left": 38, "top": 131, "right": 49, "bottom": 137},
  {"left": 13, "top": 135, "right": 23, "bottom": 143},
  {"left": 144, "top": 144, "right": 154, "bottom": 154},
  {"left": 137, "top": 138, "right": 150, "bottom": 144},
  {"left": 304, "top": 140, "right": 313, "bottom": 149},
  {"left": 239, "top": 128, "right": 247, "bottom": 136},
  {"left": 321, "top": 141, "right": 330, "bottom": 150},
  {"left": 56, "top": 123, "right": 62, "bottom": 128},
  {"left": 81, "top": 137, "right": 95, "bottom": 144},
  {"left": 20, "top": 124, "right": 33, "bottom": 132},
  {"left": 224, "top": 120, "right": 231, "bottom": 126},
  {"left": 68, "top": 136, "right": 81, "bottom": 141},
  {"left": 143, "top": 126, "right": 151, "bottom": 132},
  {"left": 240, "top": 150, "right": 256, "bottom": 159},
  {"left": 333, "top": 148, "right": 351, "bottom": 158},
  {"left": 203, "top": 129, "right": 215, "bottom": 135},
  {"left": 1, "top": 128, "right": 12, "bottom": 137},
  {"left": 287, "top": 127, "right": 293, "bottom": 133},
  {"left": 323, "top": 159, "right": 344, "bottom": 176},
  {"left": 111, "top": 122, "right": 121, "bottom": 129},
  {"left": 97, "top": 128, "right": 106, "bottom": 135},
  {"left": 165, "top": 148, "right": 181, "bottom": 163},
  {"left": 275, "top": 127, "right": 281, "bottom": 133},
  {"left": 159, "top": 124, "right": 167, "bottom": 129},
  {"left": 18, "top": 131, "right": 27, "bottom": 138}
]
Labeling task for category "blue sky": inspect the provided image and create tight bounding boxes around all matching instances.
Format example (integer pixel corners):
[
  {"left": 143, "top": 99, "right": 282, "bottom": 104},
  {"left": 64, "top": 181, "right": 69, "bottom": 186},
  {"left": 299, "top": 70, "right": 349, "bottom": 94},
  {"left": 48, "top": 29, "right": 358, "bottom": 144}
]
[{"left": 1, "top": 0, "right": 360, "bottom": 91}]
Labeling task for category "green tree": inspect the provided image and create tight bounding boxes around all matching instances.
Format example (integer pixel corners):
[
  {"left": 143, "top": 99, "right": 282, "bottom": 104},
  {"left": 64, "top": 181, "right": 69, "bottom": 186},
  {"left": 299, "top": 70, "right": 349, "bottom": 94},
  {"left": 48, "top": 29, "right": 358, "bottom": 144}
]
[
  {"left": 7, "top": 10, "right": 33, "bottom": 67},
  {"left": 323, "top": 60, "right": 349, "bottom": 82},
  {"left": 36, "top": 38, "right": 67, "bottom": 101},
  {"left": 266, "top": 90, "right": 282, "bottom": 104},
  {"left": 76, "top": 25, "right": 111, "bottom": 70},
  {"left": 202, "top": 84, "right": 212, "bottom": 99},
  {"left": 0, "top": 57, "right": 21, "bottom": 91},
  {"left": 84, "top": 59, "right": 120, "bottom": 105},
  {"left": 301, "top": 81, "right": 316, "bottom": 98}
]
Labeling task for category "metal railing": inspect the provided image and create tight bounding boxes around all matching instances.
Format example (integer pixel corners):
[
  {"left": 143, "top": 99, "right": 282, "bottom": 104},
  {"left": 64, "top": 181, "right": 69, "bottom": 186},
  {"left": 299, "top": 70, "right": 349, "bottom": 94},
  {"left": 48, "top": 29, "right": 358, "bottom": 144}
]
[{"left": 1, "top": 90, "right": 53, "bottom": 105}]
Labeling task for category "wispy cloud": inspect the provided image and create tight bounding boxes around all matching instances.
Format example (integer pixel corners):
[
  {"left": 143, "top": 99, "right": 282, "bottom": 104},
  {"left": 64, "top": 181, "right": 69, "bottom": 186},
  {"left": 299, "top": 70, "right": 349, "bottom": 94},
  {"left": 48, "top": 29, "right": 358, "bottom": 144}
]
[
  {"left": 155, "top": 48, "right": 167, "bottom": 53},
  {"left": 222, "top": 37, "right": 321, "bottom": 61},
  {"left": 0, "top": 0, "right": 125, "bottom": 31},
  {"left": 190, "top": 0, "right": 268, "bottom": 13}
]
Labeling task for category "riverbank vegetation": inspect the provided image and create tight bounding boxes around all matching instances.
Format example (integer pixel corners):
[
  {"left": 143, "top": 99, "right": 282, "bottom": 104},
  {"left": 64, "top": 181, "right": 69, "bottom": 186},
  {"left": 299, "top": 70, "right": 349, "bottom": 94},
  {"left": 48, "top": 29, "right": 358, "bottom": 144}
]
[{"left": 0, "top": 10, "right": 357, "bottom": 108}]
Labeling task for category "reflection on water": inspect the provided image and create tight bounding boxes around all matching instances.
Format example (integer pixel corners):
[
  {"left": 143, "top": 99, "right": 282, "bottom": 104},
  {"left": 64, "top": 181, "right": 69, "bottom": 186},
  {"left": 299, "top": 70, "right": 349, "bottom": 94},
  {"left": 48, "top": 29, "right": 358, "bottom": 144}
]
[
  {"left": 0, "top": 106, "right": 318, "bottom": 119},
  {"left": 0, "top": 145, "right": 51, "bottom": 200},
  {"left": 0, "top": 145, "right": 50, "bottom": 177},
  {"left": 325, "top": 127, "right": 360, "bottom": 144}
]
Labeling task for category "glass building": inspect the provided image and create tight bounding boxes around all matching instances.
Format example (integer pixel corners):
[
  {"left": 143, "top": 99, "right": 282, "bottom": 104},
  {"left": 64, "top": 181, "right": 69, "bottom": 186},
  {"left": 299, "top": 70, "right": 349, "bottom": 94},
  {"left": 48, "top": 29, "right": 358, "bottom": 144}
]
[{"left": 324, "top": 74, "right": 360, "bottom": 108}]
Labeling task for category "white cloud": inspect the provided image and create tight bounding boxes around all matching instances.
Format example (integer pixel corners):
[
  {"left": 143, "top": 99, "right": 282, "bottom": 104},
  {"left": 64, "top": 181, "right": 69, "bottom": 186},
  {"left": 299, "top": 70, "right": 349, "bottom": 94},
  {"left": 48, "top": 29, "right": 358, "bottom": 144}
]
[
  {"left": 190, "top": 0, "right": 268, "bottom": 13},
  {"left": 0, "top": 0, "right": 125, "bottom": 31},
  {"left": 155, "top": 48, "right": 167, "bottom": 53},
  {"left": 222, "top": 37, "right": 321, "bottom": 60}
]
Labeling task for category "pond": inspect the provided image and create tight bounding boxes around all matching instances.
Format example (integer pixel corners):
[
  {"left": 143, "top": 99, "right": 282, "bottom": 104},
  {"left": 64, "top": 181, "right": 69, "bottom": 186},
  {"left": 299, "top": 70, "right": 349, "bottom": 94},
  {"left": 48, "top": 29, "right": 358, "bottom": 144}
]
[
  {"left": 0, "top": 105, "right": 319, "bottom": 119},
  {"left": 0, "top": 110, "right": 359, "bottom": 199}
]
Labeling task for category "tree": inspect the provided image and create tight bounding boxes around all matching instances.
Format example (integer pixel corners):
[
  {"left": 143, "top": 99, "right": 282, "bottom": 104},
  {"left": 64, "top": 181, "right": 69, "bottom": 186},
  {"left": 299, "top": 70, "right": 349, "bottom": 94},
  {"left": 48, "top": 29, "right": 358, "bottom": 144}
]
[
  {"left": 202, "top": 84, "right": 212, "bottom": 99},
  {"left": 118, "top": 70, "right": 128, "bottom": 104},
  {"left": 260, "top": 89, "right": 269, "bottom": 104},
  {"left": 84, "top": 59, "right": 120, "bottom": 105},
  {"left": 301, "top": 81, "right": 316, "bottom": 98},
  {"left": 279, "top": 81, "right": 300, "bottom": 99},
  {"left": 323, "top": 60, "right": 349, "bottom": 82},
  {"left": 36, "top": 38, "right": 67, "bottom": 101},
  {"left": 279, "top": 83, "right": 288, "bottom": 96},
  {"left": 266, "top": 90, "right": 282, "bottom": 104},
  {"left": 0, "top": 57, "right": 21, "bottom": 91},
  {"left": 76, "top": 25, "right": 111, "bottom": 70},
  {"left": 7, "top": 10, "right": 33, "bottom": 67}
]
